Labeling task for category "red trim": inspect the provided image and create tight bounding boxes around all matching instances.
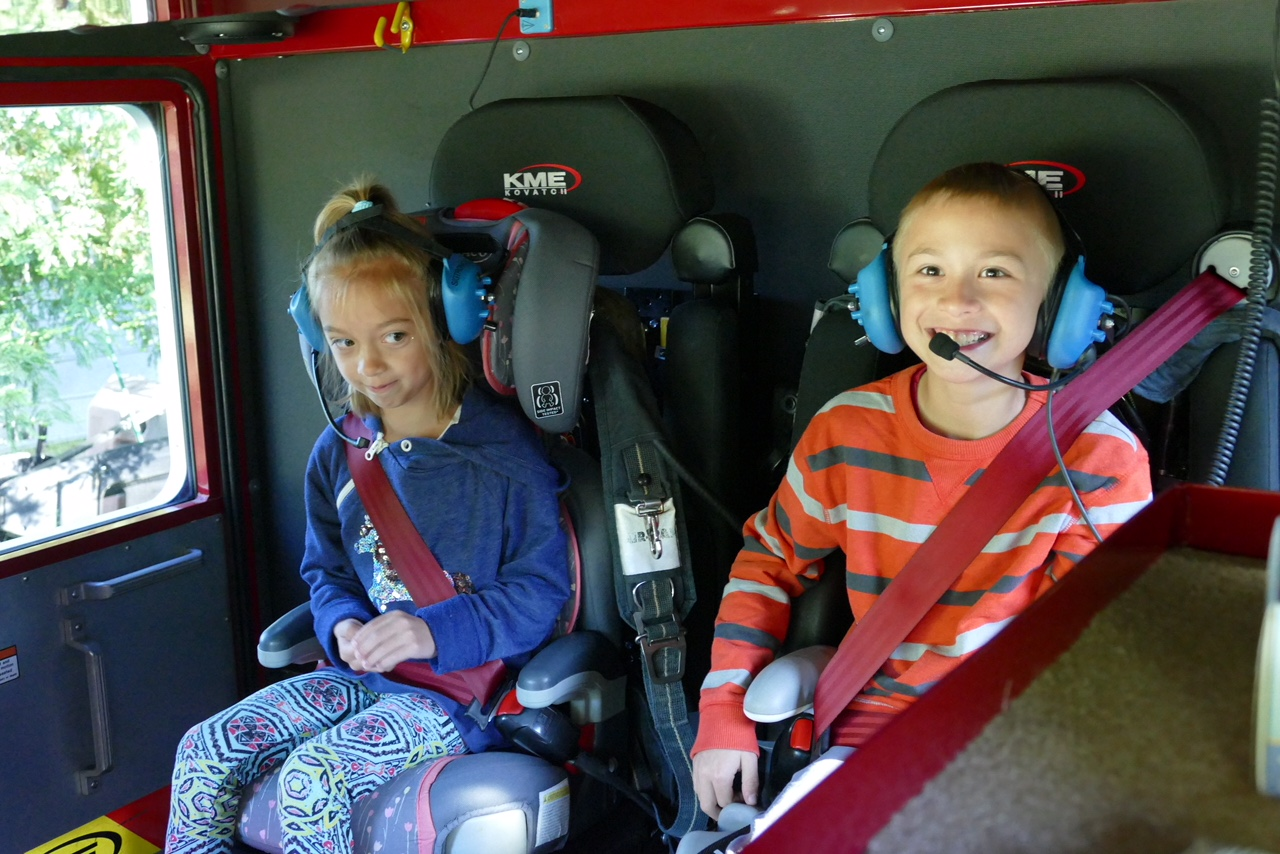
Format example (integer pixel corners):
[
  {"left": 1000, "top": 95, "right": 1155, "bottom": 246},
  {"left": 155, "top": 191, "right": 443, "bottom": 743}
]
[
  {"left": 204, "top": 0, "right": 1172, "bottom": 60},
  {"left": 788, "top": 717, "right": 815, "bottom": 752},
  {"left": 0, "top": 73, "right": 238, "bottom": 584},
  {"left": 454, "top": 198, "right": 527, "bottom": 222},
  {"left": 746, "top": 485, "right": 1280, "bottom": 852},
  {"left": 498, "top": 689, "right": 526, "bottom": 716},
  {"left": 107, "top": 786, "right": 171, "bottom": 847},
  {"left": 561, "top": 500, "right": 583, "bottom": 633},
  {"left": 415, "top": 755, "right": 463, "bottom": 854}
]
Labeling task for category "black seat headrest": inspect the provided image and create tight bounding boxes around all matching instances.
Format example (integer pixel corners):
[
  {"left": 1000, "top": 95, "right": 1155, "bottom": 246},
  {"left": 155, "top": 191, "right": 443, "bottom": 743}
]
[
  {"left": 869, "top": 78, "right": 1230, "bottom": 294},
  {"left": 430, "top": 96, "right": 714, "bottom": 276},
  {"left": 671, "top": 213, "right": 758, "bottom": 285}
]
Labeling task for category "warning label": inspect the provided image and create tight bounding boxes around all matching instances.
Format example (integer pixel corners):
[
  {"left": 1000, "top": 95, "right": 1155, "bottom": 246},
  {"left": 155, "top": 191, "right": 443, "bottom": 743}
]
[
  {"left": 25, "top": 817, "right": 159, "bottom": 854},
  {"left": 534, "top": 778, "right": 570, "bottom": 847},
  {"left": 0, "top": 645, "right": 17, "bottom": 686}
]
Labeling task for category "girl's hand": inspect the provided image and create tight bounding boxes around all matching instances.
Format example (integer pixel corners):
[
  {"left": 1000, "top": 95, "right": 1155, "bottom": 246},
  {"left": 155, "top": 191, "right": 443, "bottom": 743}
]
[
  {"left": 351, "top": 610, "right": 437, "bottom": 672},
  {"left": 333, "top": 618, "right": 365, "bottom": 671}
]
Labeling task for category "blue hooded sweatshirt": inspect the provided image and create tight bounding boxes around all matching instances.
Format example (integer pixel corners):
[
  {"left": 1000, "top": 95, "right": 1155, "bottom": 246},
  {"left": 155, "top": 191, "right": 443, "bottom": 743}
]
[{"left": 300, "top": 385, "right": 570, "bottom": 751}]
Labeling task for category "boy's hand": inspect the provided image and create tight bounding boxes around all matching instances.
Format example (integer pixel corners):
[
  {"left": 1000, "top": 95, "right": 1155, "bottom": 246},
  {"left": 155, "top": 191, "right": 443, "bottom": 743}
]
[
  {"left": 350, "top": 611, "right": 437, "bottom": 672},
  {"left": 693, "top": 748, "right": 759, "bottom": 821},
  {"left": 333, "top": 618, "right": 365, "bottom": 671}
]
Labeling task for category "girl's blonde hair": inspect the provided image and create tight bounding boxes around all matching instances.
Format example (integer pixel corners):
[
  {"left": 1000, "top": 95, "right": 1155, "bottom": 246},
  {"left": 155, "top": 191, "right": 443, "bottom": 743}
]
[{"left": 304, "top": 179, "right": 470, "bottom": 419}]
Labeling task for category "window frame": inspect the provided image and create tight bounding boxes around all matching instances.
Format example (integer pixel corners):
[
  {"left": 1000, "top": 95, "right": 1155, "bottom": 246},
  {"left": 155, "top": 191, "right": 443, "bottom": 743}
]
[{"left": 0, "top": 70, "right": 232, "bottom": 577}]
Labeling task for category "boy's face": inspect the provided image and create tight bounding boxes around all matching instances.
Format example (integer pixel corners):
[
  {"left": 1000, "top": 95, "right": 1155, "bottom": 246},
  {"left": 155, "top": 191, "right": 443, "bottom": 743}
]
[{"left": 895, "top": 193, "right": 1058, "bottom": 386}]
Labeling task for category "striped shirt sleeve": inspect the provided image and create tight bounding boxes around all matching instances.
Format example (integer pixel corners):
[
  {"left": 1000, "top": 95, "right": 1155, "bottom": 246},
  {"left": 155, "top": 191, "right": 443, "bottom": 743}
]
[{"left": 692, "top": 410, "right": 849, "bottom": 755}]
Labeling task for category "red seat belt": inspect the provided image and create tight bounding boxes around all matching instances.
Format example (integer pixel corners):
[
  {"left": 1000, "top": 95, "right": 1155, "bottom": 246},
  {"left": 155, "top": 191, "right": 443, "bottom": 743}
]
[
  {"left": 811, "top": 270, "right": 1242, "bottom": 739},
  {"left": 344, "top": 415, "right": 507, "bottom": 707}
]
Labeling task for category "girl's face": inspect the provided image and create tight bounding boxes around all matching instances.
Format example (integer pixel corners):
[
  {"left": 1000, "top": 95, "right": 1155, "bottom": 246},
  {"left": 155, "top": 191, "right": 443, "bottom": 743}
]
[{"left": 317, "top": 259, "right": 438, "bottom": 433}]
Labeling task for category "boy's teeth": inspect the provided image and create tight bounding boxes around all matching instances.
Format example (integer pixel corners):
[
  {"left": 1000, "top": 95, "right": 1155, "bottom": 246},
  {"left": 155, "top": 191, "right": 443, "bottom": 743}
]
[{"left": 942, "top": 331, "right": 989, "bottom": 346}]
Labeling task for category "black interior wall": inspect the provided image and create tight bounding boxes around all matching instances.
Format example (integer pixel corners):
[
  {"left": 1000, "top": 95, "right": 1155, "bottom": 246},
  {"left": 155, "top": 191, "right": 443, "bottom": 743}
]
[{"left": 226, "top": 0, "right": 1277, "bottom": 616}]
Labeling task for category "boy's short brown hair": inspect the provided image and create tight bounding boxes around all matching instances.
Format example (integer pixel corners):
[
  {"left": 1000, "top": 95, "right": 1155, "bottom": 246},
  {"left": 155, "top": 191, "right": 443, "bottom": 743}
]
[{"left": 895, "top": 162, "right": 1066, "bottom": 275}]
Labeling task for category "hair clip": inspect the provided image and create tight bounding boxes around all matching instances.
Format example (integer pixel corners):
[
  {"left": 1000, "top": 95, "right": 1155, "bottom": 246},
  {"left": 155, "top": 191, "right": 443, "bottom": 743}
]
[{"left": 353, "top": 200, "right": 374, "bottom": 212}]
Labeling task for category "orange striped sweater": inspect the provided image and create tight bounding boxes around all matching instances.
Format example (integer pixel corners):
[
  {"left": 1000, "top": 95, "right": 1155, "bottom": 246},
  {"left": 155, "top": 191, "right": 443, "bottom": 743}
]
[{"left": 693, "top": 365, "right": 1152, "bottom": 754}]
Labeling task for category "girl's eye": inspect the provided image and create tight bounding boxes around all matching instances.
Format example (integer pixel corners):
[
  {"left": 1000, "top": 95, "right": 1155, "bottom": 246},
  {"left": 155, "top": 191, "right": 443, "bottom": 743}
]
[
  {"left": 386, "top": 331, "right": 409, "bottom": 344},
  {"left": 329, "top": 337, "right": 353, "bottom": 350}
]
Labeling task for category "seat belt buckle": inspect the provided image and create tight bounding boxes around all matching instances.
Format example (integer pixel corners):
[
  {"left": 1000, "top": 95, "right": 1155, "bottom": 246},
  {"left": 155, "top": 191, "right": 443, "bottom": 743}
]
[
  {"left": 636, "top": 630, "right": 687, "bottom": 685},
  {"left": 634, "top": 498, "right": 665, "bottom": 559}
]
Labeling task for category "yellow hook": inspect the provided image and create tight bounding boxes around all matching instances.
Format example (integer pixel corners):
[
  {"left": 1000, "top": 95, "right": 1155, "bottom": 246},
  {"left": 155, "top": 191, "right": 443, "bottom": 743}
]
[{"left": 373, "top": 1, "right": 413, "bottom": 54}]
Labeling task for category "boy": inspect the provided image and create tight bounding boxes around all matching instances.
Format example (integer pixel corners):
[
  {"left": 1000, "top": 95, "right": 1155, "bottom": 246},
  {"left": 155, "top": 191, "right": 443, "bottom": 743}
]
[{"left": 690, "top": 163, "right": 1153, "bottom": 830}]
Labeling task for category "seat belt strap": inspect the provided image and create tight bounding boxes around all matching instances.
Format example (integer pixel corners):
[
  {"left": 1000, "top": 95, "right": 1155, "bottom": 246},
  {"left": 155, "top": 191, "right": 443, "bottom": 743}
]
[
  {"left": 589, "top": 327, "right": 708, "bottom": 838},
  {"left": 344, "top": 415, "right": 459, "bottom": 605},
  {"left": 343, "top": 415, "right": 506, "bottom": 707},
  {"left": 812, "top": 270, "right": 1242, "bottom": 738}
]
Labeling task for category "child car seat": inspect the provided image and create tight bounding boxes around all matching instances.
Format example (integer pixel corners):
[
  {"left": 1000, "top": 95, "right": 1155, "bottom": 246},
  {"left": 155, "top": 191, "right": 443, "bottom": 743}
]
[
  {"left": 431, "top": 95, "right": 758, "bottom": 838},
  {"left": 244, "top": 203, "right": 612, "bottom": 854}
]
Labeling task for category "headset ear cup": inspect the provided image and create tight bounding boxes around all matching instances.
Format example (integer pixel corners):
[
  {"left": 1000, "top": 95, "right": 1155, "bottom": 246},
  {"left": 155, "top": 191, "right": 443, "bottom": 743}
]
[
  {"left": 849, "top": 247, "right": 906, "bottom": 354},
  {"left": 288, "top": 285, "right": 328, "bottom": 354},
  {"left": 441, "top": 256, "right": 490, "bottom": 345},
  {"left": 1043, "top": 256, "right": 1111, "bottom": 370}
]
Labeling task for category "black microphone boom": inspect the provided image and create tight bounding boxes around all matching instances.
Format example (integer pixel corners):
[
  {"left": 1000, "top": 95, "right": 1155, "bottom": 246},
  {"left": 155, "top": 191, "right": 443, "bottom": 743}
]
[
  {"left": 307, "top": 350, "right": 370, "bottom": 449},
  {"left": 927, "top": 333, "right": 1079, "bottom": 392}
]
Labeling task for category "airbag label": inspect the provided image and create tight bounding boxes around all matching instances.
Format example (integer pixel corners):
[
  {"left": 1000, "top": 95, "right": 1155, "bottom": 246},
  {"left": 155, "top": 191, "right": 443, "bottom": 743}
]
[{"left": 531, "top": 381, "right": 564, "bottom": 420}]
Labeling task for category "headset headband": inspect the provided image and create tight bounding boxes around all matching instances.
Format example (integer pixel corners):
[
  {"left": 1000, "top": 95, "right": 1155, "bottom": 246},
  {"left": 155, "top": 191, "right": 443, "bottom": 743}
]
[{"left": 303, "top": 202, "right": 453, "bottom": 275}]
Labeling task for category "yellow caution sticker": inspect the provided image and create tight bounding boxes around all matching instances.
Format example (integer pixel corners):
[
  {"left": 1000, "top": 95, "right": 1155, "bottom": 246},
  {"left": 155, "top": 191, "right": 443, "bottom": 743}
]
[{"left": 25, "top": 816, "right": 160, "bottom": 854}]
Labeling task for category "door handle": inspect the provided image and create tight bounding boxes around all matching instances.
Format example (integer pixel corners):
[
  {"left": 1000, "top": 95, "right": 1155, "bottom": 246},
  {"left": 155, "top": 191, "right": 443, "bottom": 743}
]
[
  {"left": 63, "top": 618, "right": 112, "bottom": 795},
  {"left": 64, "top": 548, "right": 203, "bottom": 602},
  {"left": 58, "top": 548, "right": 204, "bottom": 793}
]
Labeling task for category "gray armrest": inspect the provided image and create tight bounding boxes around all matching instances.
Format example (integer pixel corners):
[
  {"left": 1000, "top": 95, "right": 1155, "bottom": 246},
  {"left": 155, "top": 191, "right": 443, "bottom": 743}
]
[
  {"left": 257, "top": 601, "right": 325, "bottom": 669},
  {"left": 743, "top": 646, "right": 836, "bottom": 723},
  {"left": 515, "top": 630, "right": 626, "bottom": 725}
]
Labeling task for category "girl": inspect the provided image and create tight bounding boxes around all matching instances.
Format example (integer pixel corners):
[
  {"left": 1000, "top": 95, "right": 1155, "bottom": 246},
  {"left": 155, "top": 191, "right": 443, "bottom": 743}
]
[{"left": 166, "top": 181, "right": 571, "bottom": 853}]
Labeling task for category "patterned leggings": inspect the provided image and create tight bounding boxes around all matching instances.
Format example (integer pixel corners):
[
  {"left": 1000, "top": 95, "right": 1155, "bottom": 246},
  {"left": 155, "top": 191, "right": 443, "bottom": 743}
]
[{"left": 165, "top": 671, "right": 466, "bottom": 854}]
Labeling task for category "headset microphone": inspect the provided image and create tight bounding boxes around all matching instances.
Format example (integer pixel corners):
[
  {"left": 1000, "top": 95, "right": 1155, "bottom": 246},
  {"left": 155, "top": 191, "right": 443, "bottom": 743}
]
[
  {"left": 928, "top": 333, "right": 1080, "bottom": 392},
  {"left": 304, "top": 347, "right": 370, "bottom": 449}
]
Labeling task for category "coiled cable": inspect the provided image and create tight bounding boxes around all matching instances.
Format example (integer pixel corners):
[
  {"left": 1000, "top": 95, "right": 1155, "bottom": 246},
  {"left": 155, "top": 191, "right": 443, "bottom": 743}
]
[{"left": 1204, "top": 97, "right": 1278, "bottom": 485}]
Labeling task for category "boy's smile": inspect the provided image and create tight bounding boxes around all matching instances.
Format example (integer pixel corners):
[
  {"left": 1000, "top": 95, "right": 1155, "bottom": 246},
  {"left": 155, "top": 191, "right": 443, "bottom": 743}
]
[{"left": 895, "top": 194, "right": 1057, "bottom": 389}]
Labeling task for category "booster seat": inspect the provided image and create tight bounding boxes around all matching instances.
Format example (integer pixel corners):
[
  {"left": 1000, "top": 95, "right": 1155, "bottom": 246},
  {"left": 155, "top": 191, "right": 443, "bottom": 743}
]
[
  {"left": 247, "top": 95, "right": 756, "bottom": 851},
  {"left": 243, "top": 201, "right": 610, "bottom": 854},
  {"left": 682, "top": 77, "right": 1261, "bottom": 850},
  {"left": 430, "top": 95, "right": 759, "bottom": 839}
]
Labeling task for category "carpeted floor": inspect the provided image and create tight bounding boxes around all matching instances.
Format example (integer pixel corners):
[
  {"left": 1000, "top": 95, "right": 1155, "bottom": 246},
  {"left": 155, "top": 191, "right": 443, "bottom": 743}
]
[{"left": 868, "top": 548, "right": 1280, "bottom": 854}]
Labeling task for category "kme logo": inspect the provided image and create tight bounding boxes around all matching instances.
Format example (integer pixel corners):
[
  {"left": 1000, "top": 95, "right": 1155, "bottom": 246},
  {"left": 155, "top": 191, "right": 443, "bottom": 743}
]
[
  {"left": 503, "top": 163, "right": 582, "bottom": 196},
  {"left": 1008, "top": 160, "right": 1086, "bottom": 198}
]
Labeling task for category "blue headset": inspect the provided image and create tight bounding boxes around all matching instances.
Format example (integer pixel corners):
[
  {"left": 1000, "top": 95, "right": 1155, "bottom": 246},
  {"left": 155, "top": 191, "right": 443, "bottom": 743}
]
[
  {"left": 847, "top": 191, "right": 1113, "bottom": 371},
  {"left": 288, "top": 201, "right": 492, "bottom": 354}
]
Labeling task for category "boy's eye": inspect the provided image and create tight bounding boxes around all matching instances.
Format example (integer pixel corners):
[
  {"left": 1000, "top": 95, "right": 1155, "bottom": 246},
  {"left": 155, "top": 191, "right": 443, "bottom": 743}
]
[
  {"left": 918, "top": 265, "right": 942, "bottom": 277},
  {"left": 979, "top": 267, "right": 1008, "bottom": 278}
]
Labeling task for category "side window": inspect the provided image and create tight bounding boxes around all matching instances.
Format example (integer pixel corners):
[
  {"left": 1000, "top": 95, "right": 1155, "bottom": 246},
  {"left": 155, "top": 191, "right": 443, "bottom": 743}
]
[
  {"left": 0, "top": 103, "right": 189, "bottom": 551},
  {"left": 0, "top": 0, "right": 148, "bottom": 36}
]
